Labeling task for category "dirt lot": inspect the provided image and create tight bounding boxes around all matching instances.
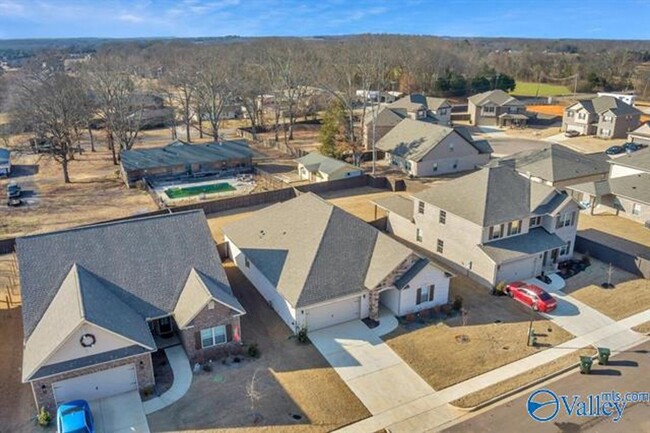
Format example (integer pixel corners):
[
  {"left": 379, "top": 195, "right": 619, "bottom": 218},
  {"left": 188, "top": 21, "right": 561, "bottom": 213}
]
[
  {"left": 256, "top": 123, "right": 322, "bottom": 154},
  {"left": 0, "top": 255, "right": 37, "bottom": 432},
  {"left": 563, "top": 258, "right": 650, "bottom": 321},
  {"left": 383, "top": 275, "right": 574, "bottom": 391},
  {"left": 147, "top": 263, "right": 370, "bottom": 433},
  {"left": 450, "top": 346, "right": 595, "bottom": 408},
  {"left": 578, "top": 212, "right": 650, "bottom": 248}
]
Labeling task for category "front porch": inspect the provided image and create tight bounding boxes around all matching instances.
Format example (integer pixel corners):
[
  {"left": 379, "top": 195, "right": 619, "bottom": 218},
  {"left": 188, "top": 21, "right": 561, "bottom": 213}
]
[{"left": 149, "top": 316, "right": 182, "bottom": 350}]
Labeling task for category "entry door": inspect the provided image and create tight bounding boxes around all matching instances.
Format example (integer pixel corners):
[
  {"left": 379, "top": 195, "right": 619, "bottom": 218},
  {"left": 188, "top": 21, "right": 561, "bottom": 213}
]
[
  {"left": 551, "top": 248, "right": 559, "bottom": 264},
  {"left": 157, "top": 316, "right": 173, "bottom": 335}
]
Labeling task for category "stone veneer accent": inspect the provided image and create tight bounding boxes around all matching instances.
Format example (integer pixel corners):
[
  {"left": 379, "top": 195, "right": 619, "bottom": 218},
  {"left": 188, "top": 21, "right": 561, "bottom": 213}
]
[
  {"left": 369, "top": 253, "right": 421, "bottom": 320},
  {"left": 179, "top": 300, "right": 243, "bottom": 363},
  {"left": 30, "top": 352, "right": 154, "bottom": 415}
]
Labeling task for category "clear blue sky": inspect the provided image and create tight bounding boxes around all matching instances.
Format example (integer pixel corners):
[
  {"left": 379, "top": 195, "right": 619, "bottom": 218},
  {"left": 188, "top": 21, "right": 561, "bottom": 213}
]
[{"left": 0, "top": 0, "right": 649, "bottom": 40}]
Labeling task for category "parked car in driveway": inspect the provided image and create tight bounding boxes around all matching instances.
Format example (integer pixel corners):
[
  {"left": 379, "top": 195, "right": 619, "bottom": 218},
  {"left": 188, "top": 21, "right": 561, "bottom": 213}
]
[
  {"left": 505, "top": 281, "right": 557, "bottom": 313},
  {"left": 564, "top": 130, "right": 580, "bottom": 138},
  {"left": 57, "top": 400, "right": 94, "bottom": 433},
  {"left": 605, "top": 145, "right": 625, "bottom": 155},
  {"left": 622, "top": 142, "right": 643, "bottom": 153}
]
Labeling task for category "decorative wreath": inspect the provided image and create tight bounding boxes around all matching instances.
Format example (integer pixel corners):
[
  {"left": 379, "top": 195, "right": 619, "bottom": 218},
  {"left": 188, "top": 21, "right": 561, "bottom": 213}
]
[{"left": 80, "top": 333, "right": 96, "bottom": 348}]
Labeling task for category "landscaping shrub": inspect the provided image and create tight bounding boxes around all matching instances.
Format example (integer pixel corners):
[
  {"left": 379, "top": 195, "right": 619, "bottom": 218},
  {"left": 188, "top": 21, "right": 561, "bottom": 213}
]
[
  {"left": 581, "top": 255, "right": 591, "bottom": 266},
  {"left": 494, "top": 281, "right": 507, "bottom": 295},
  {"left": 452, "top": 296, "right": 463, "bottom": 311},
  {"left": 247, "top": 343, "right": 260, "bottom": 358},
  {"left": 37, "top": 407, "right": 51, "bottom": 427},
  {"left": 202, "top": 362, "right": 213, "bottom": 372}
]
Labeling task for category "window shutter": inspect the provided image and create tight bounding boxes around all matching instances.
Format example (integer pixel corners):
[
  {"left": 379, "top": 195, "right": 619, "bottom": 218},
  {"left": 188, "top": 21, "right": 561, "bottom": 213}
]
[
  {"left": 429, "top": 285, "right": 435, "bottom": 302},
  {"left": 226, "top": 324, "right": 233, "bottom": 342},
  {"left": 416, "top": 288, "right": 422, "bottom": 305},
  {"left": 570, "top": 211, "right": 576, "bottom": 226},
  {"left": 194, "top": 331, "right": 202, "bottom": 350}
]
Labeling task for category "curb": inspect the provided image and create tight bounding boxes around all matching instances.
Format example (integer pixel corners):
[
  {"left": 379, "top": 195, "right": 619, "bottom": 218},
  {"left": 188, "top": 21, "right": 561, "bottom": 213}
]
[{"left": 451, "top": 352, "right": 599, "bottom": 412}]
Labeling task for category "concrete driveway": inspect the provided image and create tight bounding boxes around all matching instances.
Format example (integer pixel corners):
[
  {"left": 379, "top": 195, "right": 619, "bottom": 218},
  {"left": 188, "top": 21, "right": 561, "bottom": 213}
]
[
  {"left": 309, "top": 320, "right": 434, "bottom": 415},
  {"left": 89, "top": 391, "right": 150, "bottom": 433}
]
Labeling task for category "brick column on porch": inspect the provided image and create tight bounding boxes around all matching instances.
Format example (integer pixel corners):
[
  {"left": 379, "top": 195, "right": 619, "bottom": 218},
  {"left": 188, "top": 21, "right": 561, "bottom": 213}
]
[{"left": 369, "top": 288, "right": 380, "bottom": 321}]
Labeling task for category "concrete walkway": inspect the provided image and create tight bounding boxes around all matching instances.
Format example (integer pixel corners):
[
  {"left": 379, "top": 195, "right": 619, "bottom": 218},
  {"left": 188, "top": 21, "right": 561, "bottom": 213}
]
[
  {"left": 142, "top": 346, "right": 192, "bottom": 415},
  {"left": 369, "top": 306, "right": 399, "bottom": 337},
  {"left": 310, "top": 320, "right": 434, "bottom": 415}
]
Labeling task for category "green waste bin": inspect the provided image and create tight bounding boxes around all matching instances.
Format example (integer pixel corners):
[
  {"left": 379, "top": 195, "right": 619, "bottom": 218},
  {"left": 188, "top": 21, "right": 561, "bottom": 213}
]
[
  {"left": 580, "top": 355, "right": 593, "bottom": 374},
  {"left": 597, "top": 347, "right": 611, "bottom": 365}
]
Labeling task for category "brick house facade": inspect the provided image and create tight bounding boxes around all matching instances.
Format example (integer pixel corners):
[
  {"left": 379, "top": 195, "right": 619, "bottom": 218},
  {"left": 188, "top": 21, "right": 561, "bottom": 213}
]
[
  {"left": 179, "top": 301, "right": 243, "bottom": 363},
  {"left": 30, "top": 353, "right": 154, "bottom": 414}
]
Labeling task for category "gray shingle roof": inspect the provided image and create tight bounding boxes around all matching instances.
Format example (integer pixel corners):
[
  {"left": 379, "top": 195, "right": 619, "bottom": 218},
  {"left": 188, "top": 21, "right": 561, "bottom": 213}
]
[
  {"left": 414, "top": 165, "right": 566, "bottom": 227},
  {"left": 120, "top": 140, "right": 261, "bottom": 172},
  {"left": 30, "top": 346, "right": 149, "bottom": 381},
  {"left": 479, "top": 228, "right": 567, "bottom": 263},
  {"left": 17, "top": 210, "right": 232, "bottom": 339},
  {"left": 629, "top": 122, "right": 650, "bottom": 139},
  {"left": 609, "top": 147, "right": 650, "bottom": 172},
  {"left": 468, "top": 90, "right": 523, "bottom": 107},
  {"left": 567, "top": 179, "right": 612, "bottom": 197},
  {"left": 223, "top": 193, "right": 414, "bottom": 308},
  {"left": 488, "top": 144, "right": 610, "bottom": 183},
  {"left": 376, "top": 118, "right": 489, "bottom": 162},
  {"left": 570, "top": 96, "right": 642, "bottom": 116},
  {"left": 372, "top": 195, "right": 414, "bottom": 221},
  {"left": 364, "top": 107, "right": 407, "bottom": 126},
  {"left": 295, "top": 152, "right": 360, "bottom": 176},
  {"left": 395, "top": 258, "right": 429, "bottom": 290},
  {"left": 389, "top": 94, "right": 450, "bottom": 112},
  {"left": 609, "top": 173, "right": 650, "bottom": 205}
]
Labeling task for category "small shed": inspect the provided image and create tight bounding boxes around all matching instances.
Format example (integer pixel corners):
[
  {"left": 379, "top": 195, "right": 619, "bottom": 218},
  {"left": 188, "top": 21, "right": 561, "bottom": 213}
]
[{"left": 295, "top": 152, "right": 363, "bottom": 182}]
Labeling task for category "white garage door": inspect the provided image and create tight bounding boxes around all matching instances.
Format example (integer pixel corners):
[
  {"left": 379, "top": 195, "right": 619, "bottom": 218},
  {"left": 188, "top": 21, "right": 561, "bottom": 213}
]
[
  {"left": 53, "top": 364, "right": 137, "bottom": 404},
  {"left": 497, "top": 258, "right": 536, "bottom": 283},
  {"left": 306, "top": 297, "right": 361, "bottom": 331}
]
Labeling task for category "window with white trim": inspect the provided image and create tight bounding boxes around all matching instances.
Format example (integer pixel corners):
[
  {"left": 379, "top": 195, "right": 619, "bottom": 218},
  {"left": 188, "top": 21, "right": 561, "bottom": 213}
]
[
  {"left": 507, "top": 220, "right": 522, "bottom": 236},
  {"left": 200, "top": 325, "right": 227, "bottom": 348},
  {"left": 578, "top": 112, "right": 587, "bottom": 120},
  {"left": 560, "top": 241, "right": 572, "bottom": 256},
  {"left": 416, "top": 228, "right": 423, "bottom": 242},
  {"left": 439, "top": 210, "right": 447, "bottom": 224},
  {"left": 482, "top": 106, "right": 496, "bottom": 115},
  {"left": 529, "top": 216, "right": 542, "bottom": 227},
  {"left": 556, "top": 211, "right": 576, "bottom": 229},
  {"left": 489, "top": 224, "right": 504, "bottom": 240},
  {"left": 418, "top": 201, "right": 425, "bottom": 214},
  {"left": 632, "top": 203, "right": 641, "bottom": 216},
  {"left": 416, "top": 285, "right": 435, "bottom": 305},
  {"left": 245, "top": 256, "right": 250, "bottom": 268},
  {"left": 436, "top": 239, "right": 444, "bottom": 253}
]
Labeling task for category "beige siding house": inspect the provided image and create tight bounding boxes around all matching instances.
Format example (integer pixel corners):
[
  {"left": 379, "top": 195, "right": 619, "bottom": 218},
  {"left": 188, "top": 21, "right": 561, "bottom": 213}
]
[
  {"left": 375, "top": 165, "right": 579, "bottom": 287},
  {"left": 295, "top": 152, "right": 363, "bottom": 182},
  {"left": 563, "top": 96, "right": 642, "bottom": 139},
  {"left": 376, "top": 119, "right": 492, "bottom": 177},
  {"left": 628, "top": 122, "right": 650, "bottom": 146},
  {"left": 467, "top": 90, "right": 528, "bottom": 127}
]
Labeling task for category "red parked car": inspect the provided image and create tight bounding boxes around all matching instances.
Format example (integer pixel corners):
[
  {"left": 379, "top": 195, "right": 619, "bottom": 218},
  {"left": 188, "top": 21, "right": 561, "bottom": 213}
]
[{"left": 505, "top": 281, "right": 557, "bottom": 313}]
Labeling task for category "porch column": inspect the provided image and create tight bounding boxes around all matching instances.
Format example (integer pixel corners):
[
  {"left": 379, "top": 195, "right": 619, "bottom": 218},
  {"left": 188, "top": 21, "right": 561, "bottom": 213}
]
[{"left": 369, "top": 288, "right": 380, "bottom": 322}]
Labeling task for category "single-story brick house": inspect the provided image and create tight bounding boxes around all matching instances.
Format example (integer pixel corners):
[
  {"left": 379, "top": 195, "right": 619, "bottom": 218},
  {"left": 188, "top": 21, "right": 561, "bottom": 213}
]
[
  {"left": 17, "top": 211, "right": 245, "bottom": 413},
  {"left": 223, "top": 193, "right": 451, "bottom": 333}
]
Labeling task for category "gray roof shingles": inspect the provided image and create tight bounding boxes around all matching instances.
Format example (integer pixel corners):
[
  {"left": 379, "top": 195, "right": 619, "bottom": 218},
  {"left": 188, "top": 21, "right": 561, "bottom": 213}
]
[{"left": 480, "top": 228, "right": 567, "bottom": 263}]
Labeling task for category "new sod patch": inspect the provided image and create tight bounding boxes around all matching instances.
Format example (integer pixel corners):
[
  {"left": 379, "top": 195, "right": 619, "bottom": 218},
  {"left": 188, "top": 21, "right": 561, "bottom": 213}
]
[{"left": 165, "top": 182, "right": 236, "bottom": 199}]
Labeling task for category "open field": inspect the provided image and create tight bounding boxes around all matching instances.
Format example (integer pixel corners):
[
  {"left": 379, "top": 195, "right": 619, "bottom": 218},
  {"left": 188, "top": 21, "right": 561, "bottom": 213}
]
[
  {"left": 511, "top": 82, "right": 572, "bottom": 97},
  {"left": 384, "top": 275, "right": 574, "bottom": 390},
  {"left": 450, "top": 346, "right": 595, "bottom": 408},
  {"left": 564, "top": 261, "right": 650, "bottom": 321},
  {"left": 147, "top": 263, "right": 370, "bottom": 433}
]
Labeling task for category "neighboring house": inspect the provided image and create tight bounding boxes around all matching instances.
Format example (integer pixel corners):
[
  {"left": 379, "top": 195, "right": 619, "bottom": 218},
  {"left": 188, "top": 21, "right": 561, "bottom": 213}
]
[
  {"left": 363, "top": 107, "right": 408, "bottom": 149},
  {"left": 562, "top": 96, "right": 642, "bottom": 139},
  {"left": 0, "top": 147, "right": 10, "bottom": 177},
  {"left": 295, "top": 152, "right": 363, "bottom": 182},
  {"left": 628, "top": 122, "right": 650, "bottom": 146},
  {"left": 374, "top": 165, "right": 579, "bottom": 287},
  {"left": 467, "top": 90, "right": 528, "bottom": 127},
  {"left": 17, "top": 211, "right": 245, "bottom": 413},
  {"left": 223, "top": 193, "right": 451, "bottom": 332},
  {"left": 568, "top": 147, "right": 650, "bottom": 223},
  {"left": 388, "top": 94, "right": 452, "bottom": 125},
  {"left": 487, "top": 144, "right": 610, "bottom": 190},
  {"left": 597, "top": 91, "right": 636, "bottom": 107},
  {"left": 119, "top": 140, "right": 259, "bottom": 187},
  {"left": 376, "top": 118, "right": 492, "bottom": 177},
  {"left": 355, "top": 90, "right": 401, "bottom": 103}
]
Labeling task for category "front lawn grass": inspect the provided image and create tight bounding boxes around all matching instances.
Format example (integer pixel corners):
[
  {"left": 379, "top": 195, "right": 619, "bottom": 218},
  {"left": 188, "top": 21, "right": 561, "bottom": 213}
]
[
  {"left": 510, "top": 81, "right": 572, "bottom": 97},
  {"left": 450, "top": 346, "right": 594, "bottom": 409},
  {"left": 383, "top": 276, "right": 574, "bottom": 390}
]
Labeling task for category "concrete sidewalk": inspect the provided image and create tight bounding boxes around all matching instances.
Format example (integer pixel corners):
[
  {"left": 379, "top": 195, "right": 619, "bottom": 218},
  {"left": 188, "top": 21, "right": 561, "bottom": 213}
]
[
  {"left": 142, "top": 346, "right": 192, "bottom": 415},
  {"left": 310, "top": 320, "right": 435, "bottom": 415}
]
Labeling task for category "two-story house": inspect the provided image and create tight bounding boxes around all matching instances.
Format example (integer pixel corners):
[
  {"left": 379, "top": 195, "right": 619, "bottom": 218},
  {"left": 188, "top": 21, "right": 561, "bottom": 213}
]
[
  {"left": 374, "top": 165, "right": 579, "bottom": 287},
  {"left": 363, "top": 94, "right": 452, "bottom": 150},
  {"left": 563, "top": 96, "right": 642, "bottom": 139},
  {"left": 467, "top": 90, "right": 528, "bottom": 127},
  {"left": 568, "top": 147, "right": 650, "bottom": 224},
  {"left": 376, "top": 119, "right": 492, "bottom": 177}
]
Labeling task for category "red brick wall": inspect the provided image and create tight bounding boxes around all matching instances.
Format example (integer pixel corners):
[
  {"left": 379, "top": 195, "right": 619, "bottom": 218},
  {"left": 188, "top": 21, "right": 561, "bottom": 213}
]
[
  {"left": 179, "top": 301, "right": 243, "bottom": 363},
  {"left": 30, "top": 352, "right": 154, "bottom": 414}
]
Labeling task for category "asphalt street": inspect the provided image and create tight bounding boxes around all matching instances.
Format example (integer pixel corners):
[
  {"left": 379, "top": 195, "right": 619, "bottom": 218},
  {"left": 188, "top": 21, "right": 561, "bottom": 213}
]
[{"left": 442, "top": 340, "right": 650, "bottom": 433}]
